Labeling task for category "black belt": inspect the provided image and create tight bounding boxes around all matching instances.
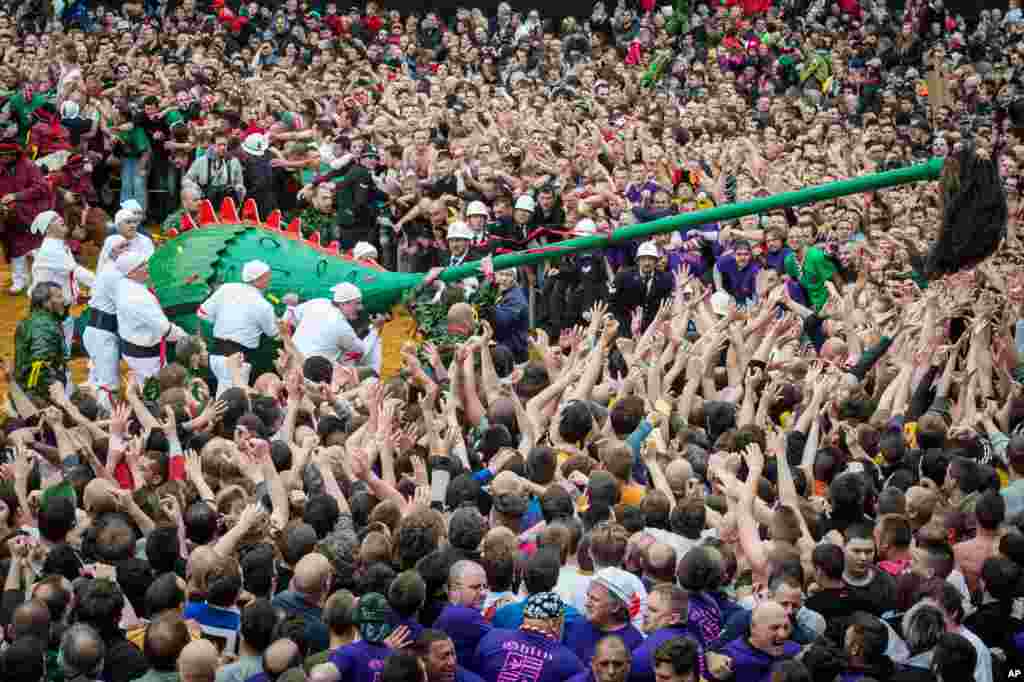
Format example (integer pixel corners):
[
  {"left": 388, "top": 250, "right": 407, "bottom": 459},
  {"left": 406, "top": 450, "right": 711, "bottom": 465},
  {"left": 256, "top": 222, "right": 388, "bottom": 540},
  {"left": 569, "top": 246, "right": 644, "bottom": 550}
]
[
  {"left": 88, "top": 309, "right": 118, "bottom": 334},
  {"left": 211, "top": 337, "right": 253, "bottom": 357},
  {"left": 121, "top": 340, "right": 161, "bottom": 358}
]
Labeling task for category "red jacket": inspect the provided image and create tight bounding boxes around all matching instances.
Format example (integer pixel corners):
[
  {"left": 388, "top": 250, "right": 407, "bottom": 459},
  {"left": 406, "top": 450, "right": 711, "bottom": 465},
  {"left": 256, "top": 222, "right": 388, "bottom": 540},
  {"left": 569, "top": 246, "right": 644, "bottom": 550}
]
[{"left": 0, "top": 157, "right": 51, "bottom": 257}]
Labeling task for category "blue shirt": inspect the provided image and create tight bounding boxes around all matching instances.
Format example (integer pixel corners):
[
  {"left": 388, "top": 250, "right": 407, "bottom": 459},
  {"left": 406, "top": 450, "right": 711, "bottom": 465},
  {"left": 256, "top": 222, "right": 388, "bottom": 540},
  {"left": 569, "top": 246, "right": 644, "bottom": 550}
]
[
  {"left": 471, "top": 628, "right": 584, "bottom": 682},
  {"left": 184, "top": 601, "right": 241, "bottom": 656},
  {"left": 492, "top": 600, "right": 584, "bottom": 636}
]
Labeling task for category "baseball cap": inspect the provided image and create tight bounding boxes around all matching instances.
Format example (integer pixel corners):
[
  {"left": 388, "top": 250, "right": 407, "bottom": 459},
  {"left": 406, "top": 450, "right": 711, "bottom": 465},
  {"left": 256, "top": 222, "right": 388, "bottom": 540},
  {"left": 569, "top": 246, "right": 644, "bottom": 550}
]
[{"left": 593, "top": 567, "right": 640, "bottom": 605}]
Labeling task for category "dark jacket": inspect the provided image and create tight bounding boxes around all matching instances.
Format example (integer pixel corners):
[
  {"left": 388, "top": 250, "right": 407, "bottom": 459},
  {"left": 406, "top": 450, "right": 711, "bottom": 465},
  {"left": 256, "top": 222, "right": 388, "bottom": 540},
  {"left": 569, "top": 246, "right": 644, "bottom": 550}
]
[
  {"left": 14, "top": 307, "right": 66, "bottom": 403},
  {"left": 313, "top": 161, "right": 375, "bottom": 247},
  {"left": 491, "top": 284, "right": 529, "bottom": 362},
  {"left": 611, "top": 268, "right": 673, "bottom": 338},
  {"left": 271, "top": 589, "right": 330, "bottom": 653}
]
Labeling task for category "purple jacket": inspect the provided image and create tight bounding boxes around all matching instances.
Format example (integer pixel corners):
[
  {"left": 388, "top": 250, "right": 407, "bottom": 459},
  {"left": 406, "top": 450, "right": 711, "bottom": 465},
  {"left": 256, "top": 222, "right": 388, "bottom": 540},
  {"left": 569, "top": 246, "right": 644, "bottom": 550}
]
[{"left": 720, "top": 637, "right": 801, "bottom": 682}]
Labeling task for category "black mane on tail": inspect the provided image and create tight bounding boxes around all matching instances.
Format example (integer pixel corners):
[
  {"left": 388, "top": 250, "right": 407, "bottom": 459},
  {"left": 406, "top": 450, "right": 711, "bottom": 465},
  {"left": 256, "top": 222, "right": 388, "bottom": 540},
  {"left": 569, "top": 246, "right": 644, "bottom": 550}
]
[{"left": 926, "top": 144, "right": 1008, "bottom": 277}]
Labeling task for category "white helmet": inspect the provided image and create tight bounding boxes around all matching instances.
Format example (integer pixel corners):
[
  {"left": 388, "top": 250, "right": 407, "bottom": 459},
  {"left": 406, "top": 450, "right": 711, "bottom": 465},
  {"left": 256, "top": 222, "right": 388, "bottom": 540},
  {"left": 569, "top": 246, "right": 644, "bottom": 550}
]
[
  {"left": 514, "top": 195, "right": 536, "bottom": 213},
  {"left": 447, "top": 221, "right": 474, "bottom": 241},
  {"left": 637, "top": 241, "right": 660, "bottom": 259},
  {"left": 574, "top": 218, "right": 598, "bottom": 236},
  {"left": 466, "top": 201, "right": 489, "bottom": 217},
  {"left": 353, "top": 242, "right": 378, "bottom": 260},
  {"left": 331, "top": 282, "right": 362, "bottom": 304}
]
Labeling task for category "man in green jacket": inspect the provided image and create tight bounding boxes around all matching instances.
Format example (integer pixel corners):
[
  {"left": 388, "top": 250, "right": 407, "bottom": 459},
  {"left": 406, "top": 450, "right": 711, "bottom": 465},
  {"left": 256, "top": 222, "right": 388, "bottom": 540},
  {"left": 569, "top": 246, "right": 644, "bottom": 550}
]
[{"left": 14, "top": 281, "right": 67, "bottom": 404}]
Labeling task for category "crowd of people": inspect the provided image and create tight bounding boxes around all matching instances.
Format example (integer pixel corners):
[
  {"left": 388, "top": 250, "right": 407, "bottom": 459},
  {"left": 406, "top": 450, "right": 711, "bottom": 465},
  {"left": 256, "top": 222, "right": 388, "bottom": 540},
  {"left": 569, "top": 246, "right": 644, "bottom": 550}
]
[{"left": 0, "top": 0, "right": 1023, "bottom": 681}]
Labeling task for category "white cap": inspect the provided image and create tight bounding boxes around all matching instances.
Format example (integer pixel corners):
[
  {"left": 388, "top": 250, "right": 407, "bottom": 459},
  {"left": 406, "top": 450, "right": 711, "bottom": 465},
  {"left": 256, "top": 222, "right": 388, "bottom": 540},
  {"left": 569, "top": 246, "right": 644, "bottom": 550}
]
[
  {"left": 121, "top": 199, "right": 143, "bottom": 214},
  {"left": 636, "top": 241, "right": 659, "bottom": 259},
  {"left": 353, "top": 242, "right": 378, "bottom": 260},
  {"left": 514, "top": 195, "right": 535, "bottom": 213},
  {"left": 574, "top": 218, "right": 597, "bottom": 236},
  {"left": 331, "top": 282, "right": 362, "bottom": 304},
  {"left": 710, "top": 290, "right": 732, "bottom": 317},
  {"left": 242, "top": 260, "right": 270, "bottom": 283},
  {"left": 466, "top": 200, "right": 489, "bottom": 217},
  {"left": 446, "top": 221, "right": 474, "bottom": 241},
  {"left": 115, "top": 251, "right": 149, "bottom": 276},
  {"left": 242, "top": 133, "right": 268, "bottom": 156},
  {"left": 114, "top": 208, "right": 137, "bottom": 226},
  {"left": 29, "top": 210, "right": 60, "bottom": 235}
]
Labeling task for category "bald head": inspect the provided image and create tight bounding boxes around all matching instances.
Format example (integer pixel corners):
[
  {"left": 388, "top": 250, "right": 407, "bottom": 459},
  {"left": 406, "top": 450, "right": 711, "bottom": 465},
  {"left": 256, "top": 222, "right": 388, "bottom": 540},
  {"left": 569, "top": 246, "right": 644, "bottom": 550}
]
[
  {"left": 644, "top": 542, "right": 677, "bottom": 585},
  {"left": 12, "top": 599, "right": 50, "bottom": 641},
  {"left": 750, "top": 601, "right": 792, "bottom": 656},
  {"left": 178, "top": 639, "right": 219, "bottom": 682},
  {"left": 310, "top": 662, "right": 341, "bottom": 682},
  {"left": 84, "top": 478, "right": 118, "bottom": 514},
  {"left": 906, "top": 486, "right": 938, "bottom": 526},
  {"left": 144, "top": 612, "right": 191, "bottom": 671},
  {"left": 447, "top": 302, "right": 475, "bottom": 334},
  {"left": 186, "top": 546, "right": 220, "bottom": 595},
  {"left": 293, "top": 552, "right": 331, "bottom": 597},
  {"left": 665, "top": 460, "right": 693, "bottom": 495},
  {"left": 263, "top": 638, "right": 302, "bottom": 678}
]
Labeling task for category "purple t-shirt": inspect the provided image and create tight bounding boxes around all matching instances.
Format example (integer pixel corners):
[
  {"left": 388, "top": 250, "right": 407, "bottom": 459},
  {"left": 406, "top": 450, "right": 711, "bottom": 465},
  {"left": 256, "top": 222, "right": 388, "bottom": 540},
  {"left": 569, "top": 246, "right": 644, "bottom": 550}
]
[
  {"left": 434, "top": 604, "right": 493, "bottom": 666},
  {"left": 630, "top": 626, "right": 705, "bottom": 682},
  {"left": 563, "top": 620, "right": 645, "bottom": 667},
  {"left": 328, "top": 639, "right": 392, "bottom": 682},
  {"left": 720, "top": 637, "right": 800, "bottom": 682},
  {"left": 471, "top": 628, "right": 584, "bottom": 682}
]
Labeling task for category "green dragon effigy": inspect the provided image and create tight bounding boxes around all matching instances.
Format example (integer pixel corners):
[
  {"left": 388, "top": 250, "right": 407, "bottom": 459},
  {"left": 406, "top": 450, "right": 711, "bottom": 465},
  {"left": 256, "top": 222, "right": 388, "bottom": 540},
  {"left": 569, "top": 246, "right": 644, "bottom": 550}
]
[{"left": 145, "top": 161, "right": 945, "bottom": 375}]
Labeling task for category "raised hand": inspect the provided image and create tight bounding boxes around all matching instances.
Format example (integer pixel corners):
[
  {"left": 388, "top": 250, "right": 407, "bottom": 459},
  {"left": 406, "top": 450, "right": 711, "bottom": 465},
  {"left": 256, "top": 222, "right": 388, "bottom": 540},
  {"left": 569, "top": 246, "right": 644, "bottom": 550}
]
[{"left": 742, "top": 443, "right": 765, "bottom": 472}]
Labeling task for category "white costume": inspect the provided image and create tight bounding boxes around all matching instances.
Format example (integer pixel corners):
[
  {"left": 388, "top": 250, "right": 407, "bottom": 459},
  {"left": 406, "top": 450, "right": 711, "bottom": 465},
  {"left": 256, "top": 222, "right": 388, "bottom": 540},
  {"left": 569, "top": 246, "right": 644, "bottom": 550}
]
[
  {"left": 83, "top": 239, "right": 125, "bottom": 409},
  {"left": 115, "top": 252, "right": 186, "bottom": 384},
  {"left": 288, "top": 283, "right": 380, "bottom": 373},
  {"left": 197, "top": 260, "right": 280, "bottom": 396},
  {"left": 97, "top": 232, "right": 154, "bottom": 275},
  {"left": 29, "top": 212, "right": 95, "bottom": 352}
]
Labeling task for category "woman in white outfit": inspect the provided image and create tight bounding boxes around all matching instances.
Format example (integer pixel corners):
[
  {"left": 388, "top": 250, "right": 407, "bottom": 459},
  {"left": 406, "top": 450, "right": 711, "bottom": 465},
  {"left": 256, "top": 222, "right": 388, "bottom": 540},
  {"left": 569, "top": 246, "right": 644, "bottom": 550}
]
[
  {"left": 83, "top": 235, "right": 129, "bottom": 410},
  {"left": 29, "top": 210, "right": 95, "bottom": 354},
  {"left": 97, "top": 208, "right": 154, "bottom": 275}
]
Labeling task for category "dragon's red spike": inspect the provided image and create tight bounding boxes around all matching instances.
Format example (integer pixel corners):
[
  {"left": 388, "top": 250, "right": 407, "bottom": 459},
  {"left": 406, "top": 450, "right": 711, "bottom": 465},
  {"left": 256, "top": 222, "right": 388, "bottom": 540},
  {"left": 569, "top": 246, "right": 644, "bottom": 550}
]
[
  {"left": 180, "top": 213, "right": 198, "bottom": 232},
  {"left": 306, "top": 231, "right": 320, "bottom": 247},
  {"left": 165, "top": 228, "right": 179, "bottom": 238},
  {"left": 265, "top": 210, "right": 283, "bottom": 230},
  {"left": 197, "top": 200, "right": 217, "bottom": 226},
  {"left": 219, "top": 196, "right": 240, "bottom": 223},
  {"left": 286, "top": 218, "right": 301, "bottom": 235},
  {"left": 241, "top": 198, "right": 261, "bottom": 224},
  {"left": 325, "top": 241, "right": 340, "bottom": 255}
]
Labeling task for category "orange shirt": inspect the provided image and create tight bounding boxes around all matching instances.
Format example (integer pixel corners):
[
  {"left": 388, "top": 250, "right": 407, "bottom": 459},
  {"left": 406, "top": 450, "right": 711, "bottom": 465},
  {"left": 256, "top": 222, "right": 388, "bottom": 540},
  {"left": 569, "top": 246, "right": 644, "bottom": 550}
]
[{"left": 621, "top": 483, "right": 646, "bottom": 506}]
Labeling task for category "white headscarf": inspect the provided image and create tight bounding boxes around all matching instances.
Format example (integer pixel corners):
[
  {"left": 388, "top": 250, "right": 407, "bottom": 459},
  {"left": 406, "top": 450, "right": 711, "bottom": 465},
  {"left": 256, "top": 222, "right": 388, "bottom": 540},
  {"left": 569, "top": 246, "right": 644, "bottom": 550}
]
[
  {"left": 30, "top": 210, "right": 60, "bottom": 236},
  {"left": 114, "top": 208, "right": 135, "bottom": 226}
]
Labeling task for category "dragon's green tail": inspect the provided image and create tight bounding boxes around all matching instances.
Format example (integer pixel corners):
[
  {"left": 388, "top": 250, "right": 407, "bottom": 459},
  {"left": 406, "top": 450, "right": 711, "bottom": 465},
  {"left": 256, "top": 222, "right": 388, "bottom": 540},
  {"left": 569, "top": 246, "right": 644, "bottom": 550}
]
[{"left": 149, "top": 158, "right": 944, "bottom": 375}]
